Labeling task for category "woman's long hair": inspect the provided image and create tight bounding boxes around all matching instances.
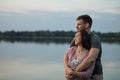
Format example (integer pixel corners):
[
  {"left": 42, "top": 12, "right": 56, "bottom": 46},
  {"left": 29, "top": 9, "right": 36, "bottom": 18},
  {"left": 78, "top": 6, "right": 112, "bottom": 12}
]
[{"left": 77, "top": 30, "right": 91, "bottom": 50}]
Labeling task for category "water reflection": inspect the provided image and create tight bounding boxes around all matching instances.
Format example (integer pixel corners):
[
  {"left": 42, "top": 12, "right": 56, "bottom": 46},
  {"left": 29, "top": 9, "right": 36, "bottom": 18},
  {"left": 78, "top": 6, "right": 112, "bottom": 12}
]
[
  {"left": 0, "top": 37, "right": 73, "bottom": 45},
  {"left": 102, "top": 43, "right": 120, "bottom": 80},
  {"left": 0, "top": 37, "right": 120, "bottom": 44},
  {"left": 0, "top": 40, "right": 120, "bottom": 80},
  {"left": 0, "top": 60, "right": 65, "bottom": 80},
  {"left": 0, "top": 41, "right": 68, "bottom": 80}
]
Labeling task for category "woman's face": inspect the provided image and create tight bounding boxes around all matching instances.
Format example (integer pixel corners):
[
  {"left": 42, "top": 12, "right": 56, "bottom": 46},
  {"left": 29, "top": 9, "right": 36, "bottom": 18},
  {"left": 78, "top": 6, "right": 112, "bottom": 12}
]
[{"left": 74, "top": 32, "right": 81, "bottom": 46}]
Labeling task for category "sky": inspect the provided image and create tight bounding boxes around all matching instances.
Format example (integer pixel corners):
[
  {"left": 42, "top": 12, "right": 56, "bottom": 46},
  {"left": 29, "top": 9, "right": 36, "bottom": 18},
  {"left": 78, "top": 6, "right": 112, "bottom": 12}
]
[{"left": 0, "top": 0, "right": 120, "bottom": 32}]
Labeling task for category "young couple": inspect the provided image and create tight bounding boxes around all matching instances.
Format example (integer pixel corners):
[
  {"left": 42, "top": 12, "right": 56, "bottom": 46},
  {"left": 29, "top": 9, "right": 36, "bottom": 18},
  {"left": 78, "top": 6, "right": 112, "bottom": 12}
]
[{"left": 64, "top": 15, "right": 103, "bottom": 80}]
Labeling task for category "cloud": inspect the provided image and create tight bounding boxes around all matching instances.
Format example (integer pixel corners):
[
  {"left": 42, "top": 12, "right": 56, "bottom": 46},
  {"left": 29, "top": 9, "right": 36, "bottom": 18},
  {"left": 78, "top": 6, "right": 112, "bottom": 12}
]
[
  {"left": 0, "top": 0, "right": 120, "bottom": 14},
  {"left": 0, "top": 0, "right": 77, "bottom": 13},
  {"left": 0, "top": 0, "right": 120, "bottom": 32},
  {"left": 106, "top": 7, "right": 120, "bottom": 14}
]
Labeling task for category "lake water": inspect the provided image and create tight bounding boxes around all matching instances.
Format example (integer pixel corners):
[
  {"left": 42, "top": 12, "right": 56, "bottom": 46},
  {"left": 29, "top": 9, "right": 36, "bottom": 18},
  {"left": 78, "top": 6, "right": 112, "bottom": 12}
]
[{"left": 0, "top": 41, "right": 120, "bottom": 80}]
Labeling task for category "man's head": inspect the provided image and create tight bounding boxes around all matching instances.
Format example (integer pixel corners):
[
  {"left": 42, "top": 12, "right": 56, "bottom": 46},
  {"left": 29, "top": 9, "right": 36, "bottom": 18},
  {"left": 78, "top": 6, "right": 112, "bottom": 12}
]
[{"left": 76, "top": 14, "right": 92, "bottom": 32}]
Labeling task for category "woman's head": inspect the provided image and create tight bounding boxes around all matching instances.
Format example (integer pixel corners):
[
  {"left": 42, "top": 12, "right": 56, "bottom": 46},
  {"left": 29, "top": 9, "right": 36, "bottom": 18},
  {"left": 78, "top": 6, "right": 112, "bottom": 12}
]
[{"left": 74, "top": 30, "right": 91, "bottom": 50}]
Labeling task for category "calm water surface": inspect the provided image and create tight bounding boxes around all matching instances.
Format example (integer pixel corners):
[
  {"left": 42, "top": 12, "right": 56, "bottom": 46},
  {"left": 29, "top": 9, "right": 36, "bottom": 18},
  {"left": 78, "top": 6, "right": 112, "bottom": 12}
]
[{"left": 0, "top": 41, "right": 120, "bottom": 80}]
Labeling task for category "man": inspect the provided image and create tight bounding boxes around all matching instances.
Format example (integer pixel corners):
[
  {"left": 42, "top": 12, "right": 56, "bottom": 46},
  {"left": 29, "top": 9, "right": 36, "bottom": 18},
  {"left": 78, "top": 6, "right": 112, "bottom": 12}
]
[{"left": 69, "top": 14, "right": 103, "bottom": 80}]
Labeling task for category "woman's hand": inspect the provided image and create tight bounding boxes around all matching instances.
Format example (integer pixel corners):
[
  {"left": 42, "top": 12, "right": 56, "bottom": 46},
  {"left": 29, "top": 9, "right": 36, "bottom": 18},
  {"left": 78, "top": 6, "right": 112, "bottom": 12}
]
[
  {"left": 65, "top": 74, "right": 73, "bottom": 79},
  {"left": 66, "top": 68, "right": 73, "bottom": 75},
  {"left": 65, "top": 68, "right": 77, "bottom": 80}
]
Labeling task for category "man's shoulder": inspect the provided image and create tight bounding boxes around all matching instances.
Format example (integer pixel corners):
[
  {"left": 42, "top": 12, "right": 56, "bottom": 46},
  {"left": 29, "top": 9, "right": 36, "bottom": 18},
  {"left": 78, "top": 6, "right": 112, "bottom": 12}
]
[
  {"left": 90, "top": 32, "right": 101, "bottom": 49},
  {"left": 90, "top": 32, "right": 101, "bottom": 41}
]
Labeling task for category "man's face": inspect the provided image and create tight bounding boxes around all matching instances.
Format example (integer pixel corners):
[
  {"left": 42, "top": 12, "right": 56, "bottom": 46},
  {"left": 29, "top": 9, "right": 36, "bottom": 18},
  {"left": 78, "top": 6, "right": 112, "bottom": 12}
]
[{"left": 76, "top": 19, "right": 85, "bottom": 31}]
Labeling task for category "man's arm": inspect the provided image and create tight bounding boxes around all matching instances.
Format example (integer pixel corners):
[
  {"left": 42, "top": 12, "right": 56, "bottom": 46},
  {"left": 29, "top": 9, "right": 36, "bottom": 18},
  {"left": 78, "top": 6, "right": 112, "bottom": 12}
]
[{"left": 76, "top": 48, "right": 99, "bottom": 71}]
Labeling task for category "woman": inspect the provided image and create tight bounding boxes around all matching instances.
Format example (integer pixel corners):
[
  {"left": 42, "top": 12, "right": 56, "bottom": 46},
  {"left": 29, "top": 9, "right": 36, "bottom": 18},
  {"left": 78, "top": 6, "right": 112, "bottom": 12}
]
[{"left": 64, "top": 30, "right": 95, "bottom": 80}]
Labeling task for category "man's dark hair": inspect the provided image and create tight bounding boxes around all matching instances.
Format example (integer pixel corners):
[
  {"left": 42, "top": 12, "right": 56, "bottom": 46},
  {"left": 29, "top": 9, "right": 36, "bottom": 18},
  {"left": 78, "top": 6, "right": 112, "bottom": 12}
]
[{"left": 76, "top": 14, "right": 92, "bottom": 28}]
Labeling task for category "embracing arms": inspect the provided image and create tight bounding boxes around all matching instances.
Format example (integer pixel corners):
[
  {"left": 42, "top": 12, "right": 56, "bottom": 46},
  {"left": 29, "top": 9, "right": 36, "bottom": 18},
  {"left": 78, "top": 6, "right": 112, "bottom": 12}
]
[
  {"left": 76, "top": 48, "right": 99, "bottom": 72},
  {"left": 64, "top": 47, "right": 98, "bottom": 79}
]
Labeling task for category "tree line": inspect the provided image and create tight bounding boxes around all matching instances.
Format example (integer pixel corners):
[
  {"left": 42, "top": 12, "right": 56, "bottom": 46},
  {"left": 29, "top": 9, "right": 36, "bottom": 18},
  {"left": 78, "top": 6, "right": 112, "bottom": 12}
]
[
  {"left": 0, "top": 30, "right": 75, "bottom": 38},
  {"left": 0, "top": 30, "right": 120, "bottom": 44},
  {"left": 0, "top": 30, "right": 120, "bottom": 38}
]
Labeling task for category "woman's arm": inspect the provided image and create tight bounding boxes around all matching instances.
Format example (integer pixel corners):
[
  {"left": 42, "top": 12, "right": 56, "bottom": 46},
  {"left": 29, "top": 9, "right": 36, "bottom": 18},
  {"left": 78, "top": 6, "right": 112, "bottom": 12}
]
[
  {"left": 64, "top": 48, "right": 74, "bottom": 79},
  {"left": 64, "top": 52, "right": 69, "bottom": 69}
]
